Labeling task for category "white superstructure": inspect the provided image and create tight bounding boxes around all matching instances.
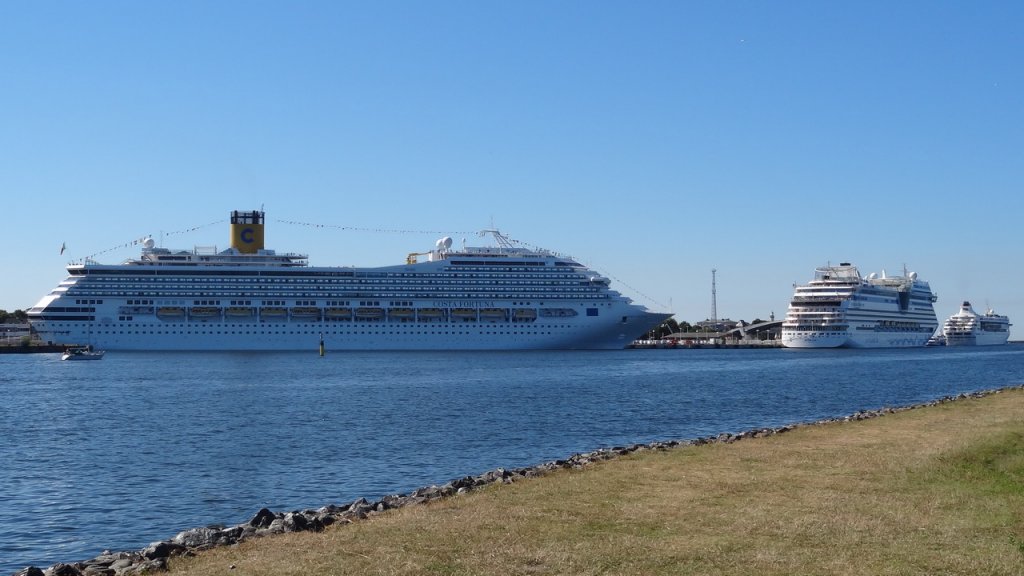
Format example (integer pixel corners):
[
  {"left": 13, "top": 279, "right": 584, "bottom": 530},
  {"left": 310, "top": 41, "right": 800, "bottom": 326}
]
[
  {"left": 941, "top": 301, "right": 1010, "bottom": 346},
  {"left": 29, "top": 211, "right": 670, "bottom": 351},
  {"left": 781, "top": 262, "right": 938, "bottom": 348}
]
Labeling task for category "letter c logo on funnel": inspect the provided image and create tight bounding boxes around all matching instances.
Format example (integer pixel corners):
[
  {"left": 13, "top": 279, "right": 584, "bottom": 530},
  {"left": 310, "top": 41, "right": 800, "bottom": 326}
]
[{"left": 241, "top": 228, "right": 254, "bottom": 244}]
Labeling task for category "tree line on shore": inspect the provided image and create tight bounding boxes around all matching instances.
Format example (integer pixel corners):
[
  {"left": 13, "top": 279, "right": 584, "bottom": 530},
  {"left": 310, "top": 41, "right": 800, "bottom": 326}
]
[
  {"left": 645, "top": 317, "right": 775, "bottom": 340},
  {"left": 0, "top": 309, "right": 28, "bottom": 324}
]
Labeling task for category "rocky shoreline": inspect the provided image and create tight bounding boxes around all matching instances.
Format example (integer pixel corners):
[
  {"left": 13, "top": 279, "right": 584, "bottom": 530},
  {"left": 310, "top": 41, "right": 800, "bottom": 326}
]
[{"left": 13, "top": 385, "right": 1021, "bottom": 576}]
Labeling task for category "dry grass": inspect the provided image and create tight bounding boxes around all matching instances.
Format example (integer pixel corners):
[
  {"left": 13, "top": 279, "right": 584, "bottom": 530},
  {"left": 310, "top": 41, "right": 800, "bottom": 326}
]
[{"left": 170, "top": 389, "right": 1024, "bottom": 575}]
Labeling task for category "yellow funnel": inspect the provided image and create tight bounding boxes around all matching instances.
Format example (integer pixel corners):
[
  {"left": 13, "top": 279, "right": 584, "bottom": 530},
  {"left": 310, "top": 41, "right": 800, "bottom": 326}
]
[{"left": 230, "top": 210, "right": 265, "bottom": 254}]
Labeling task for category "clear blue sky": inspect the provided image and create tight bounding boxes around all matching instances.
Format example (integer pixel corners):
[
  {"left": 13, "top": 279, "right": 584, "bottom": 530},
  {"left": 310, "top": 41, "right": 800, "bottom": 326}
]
[{"left": 2, "top": 1, "right": 1022, "bottom": 337}]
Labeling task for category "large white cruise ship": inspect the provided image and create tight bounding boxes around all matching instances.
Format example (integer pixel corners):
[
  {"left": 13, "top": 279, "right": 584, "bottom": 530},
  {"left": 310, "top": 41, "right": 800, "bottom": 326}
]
[
  {"left": 28, "top": 211, "right": 671, "bottom": 351},
  {"left": 781, "top": 262, "right": 938, "bottom": 348},
  {"left": 941, "top": 301, "right": 1011, "bottom": 346}
]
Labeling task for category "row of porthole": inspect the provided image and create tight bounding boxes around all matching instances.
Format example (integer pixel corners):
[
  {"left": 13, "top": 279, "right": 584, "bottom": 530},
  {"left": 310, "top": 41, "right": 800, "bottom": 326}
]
[
  {"left": 48, "top": 323, "right": 577, "bottom": 331},
  {"left": 88, "top": 325, "right": 575, "bottom": 333},
  {"left": 93, "top": 330, "right": 562, "bottom": 336}
]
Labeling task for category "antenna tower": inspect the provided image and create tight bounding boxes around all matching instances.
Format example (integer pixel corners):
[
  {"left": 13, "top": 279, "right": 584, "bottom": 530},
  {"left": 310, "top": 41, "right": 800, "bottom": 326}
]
[{"left": 711, "top": 268, "right": 718, "bottom": 322}]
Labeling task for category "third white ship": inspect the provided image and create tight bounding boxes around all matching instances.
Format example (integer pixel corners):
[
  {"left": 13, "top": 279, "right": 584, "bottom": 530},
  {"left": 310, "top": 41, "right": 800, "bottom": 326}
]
[{"left": 940, "top": 301, "right": 1010, "bottom": 346}]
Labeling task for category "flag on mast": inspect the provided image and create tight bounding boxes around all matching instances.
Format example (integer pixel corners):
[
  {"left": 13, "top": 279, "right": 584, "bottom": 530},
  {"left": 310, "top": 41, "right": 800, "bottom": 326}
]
[{"left": 60, "top": 242, "right": 65, "bottom": 255}]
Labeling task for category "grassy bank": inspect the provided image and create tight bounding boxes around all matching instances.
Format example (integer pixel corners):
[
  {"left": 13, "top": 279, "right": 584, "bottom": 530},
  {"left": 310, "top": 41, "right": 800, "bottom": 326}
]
[{"left": 170, "top": 389, "right": 1024, "bottom": 575}]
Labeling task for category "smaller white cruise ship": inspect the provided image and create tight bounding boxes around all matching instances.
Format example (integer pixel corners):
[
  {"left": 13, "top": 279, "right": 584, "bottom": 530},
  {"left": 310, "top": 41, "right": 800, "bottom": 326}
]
[
  {"left": 941, "top": 301, "right": 1011, "bottom": 346},
  {"left": 782, "top": 263, "right": 938, "bottom": 348}
]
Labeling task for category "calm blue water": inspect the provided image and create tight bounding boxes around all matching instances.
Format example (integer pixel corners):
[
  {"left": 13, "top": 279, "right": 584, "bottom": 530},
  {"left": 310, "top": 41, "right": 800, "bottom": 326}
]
[{"left": 2, "top": 345, "right": 1023, "bottom": 573}]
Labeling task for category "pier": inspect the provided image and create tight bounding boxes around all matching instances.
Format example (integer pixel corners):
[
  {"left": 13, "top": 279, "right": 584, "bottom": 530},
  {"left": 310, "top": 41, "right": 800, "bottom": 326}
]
[
  {"left": 633, "top": 319, "right": 784, "bottom": 349},
  {"left": 631, "top": 339, "right": 784, "bottom": 349}
]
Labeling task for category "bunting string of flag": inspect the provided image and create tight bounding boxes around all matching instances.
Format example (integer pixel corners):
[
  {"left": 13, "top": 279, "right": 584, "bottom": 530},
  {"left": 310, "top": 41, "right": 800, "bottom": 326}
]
[
  {"left": 482, "top": 232, "right": 664, "bottom": 307},
  {"left": 277, "top": 219, "right": 576, "bottom": 260},
  {"left": 592, "top": 267, "right": 668, "bottom": 310},
  {"left": 163, "top": 219, "right": 225, "bottom": 237},
  {"left": 276, "top": 219, "right": 476, "bottom": 236},
  {"left": 484, "top": 232, "right": 556, "bottom": 256},
  {"left": 74, "top": 220, "right": 225, "bottom": 262},
  {"left": 79, "top": 236, "right": 152, "bottom": 261},
  {"left": 500, "top": 234, "right": 666, "bottom": 309},
  {"left": 274, "top": 219, "right": 671, "bottom": 304}
]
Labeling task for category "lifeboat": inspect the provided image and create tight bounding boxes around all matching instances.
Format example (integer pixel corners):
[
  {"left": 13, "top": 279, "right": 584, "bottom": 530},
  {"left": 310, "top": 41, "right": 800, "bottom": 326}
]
[
  {"left": 290, "top": 307, "right": 322, "bottom": 320},
  {"left": 388, "top": 308, "right": 414, "bottom": 319},
  {"left": 355, "top": 307, "right": 384, "bottom": 320},
  {"left": 227, "top": 307, "right": 255, "bottom": 317},
  {"left": 451, "top": 308, "right": 477, "bottom": 321},
  {"left": 157, "top": 306, "right": 185, "bottom": 318},
  {"left": 479, "top": 308, "right": 507, "bottom": 321},
  {"left": 513, "top": 308, "right": 537, "bottom": 321},
  {"left": 416, "top": 308, "right": 445, "bottom": 321},
  {"left": 189, "top": 307, "right": 222, "bottom": 318},
  {"left": 325, "top": 307, "right": 352, "bottom": 319},
  {"left": 259, "top": 307, "right": 287, "bottom": 319}
]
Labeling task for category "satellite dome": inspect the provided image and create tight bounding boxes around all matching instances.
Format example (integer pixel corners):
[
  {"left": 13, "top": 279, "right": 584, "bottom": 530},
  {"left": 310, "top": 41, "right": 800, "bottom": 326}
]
[
  {"left": 143, "top": 237, "right": 156, "bottom": 249},
  {"left": 867, "top": 272, "right": 878, "bottom": 280},
  {"left": 436, "top": 236, "right": 453, "bottom": 250},
  {"left": 908, "top": 271, "right": 918, "bottom": 280}
]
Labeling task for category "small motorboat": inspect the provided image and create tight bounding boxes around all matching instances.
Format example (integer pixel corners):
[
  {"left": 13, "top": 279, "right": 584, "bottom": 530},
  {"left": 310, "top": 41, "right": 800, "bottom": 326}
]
[{"left": 61, "top": 346, "right": 105, "bottom": 361}]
